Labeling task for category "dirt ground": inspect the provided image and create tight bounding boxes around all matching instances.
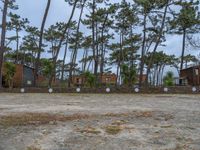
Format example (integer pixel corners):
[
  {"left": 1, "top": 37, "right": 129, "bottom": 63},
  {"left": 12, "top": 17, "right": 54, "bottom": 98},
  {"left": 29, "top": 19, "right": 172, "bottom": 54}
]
[{"left": 0, "top": 93, "right": 200, "bottom": 150}]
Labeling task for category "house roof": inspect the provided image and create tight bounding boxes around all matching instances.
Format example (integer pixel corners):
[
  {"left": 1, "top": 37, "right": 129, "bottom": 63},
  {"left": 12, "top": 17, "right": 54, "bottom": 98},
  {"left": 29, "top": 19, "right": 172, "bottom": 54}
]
[
  {"left": 181, "top": 65, "right": 200, "bottom": 71},
  {"left": 73, "top": 73, "right": 117, "bottom": 77},
  {"left": 15, "top": 64, "right": 35, "bottom": 70}
]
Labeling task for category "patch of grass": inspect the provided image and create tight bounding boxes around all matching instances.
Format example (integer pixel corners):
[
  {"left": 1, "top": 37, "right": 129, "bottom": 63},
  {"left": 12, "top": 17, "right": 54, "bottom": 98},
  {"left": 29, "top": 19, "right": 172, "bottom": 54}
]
[
  {"left": 135, "top": 111, "right": 153, "bottom": 118},
  {"left": 105, "top": 125, "right": 122, "bottom": 135},
  {"left": 103, "top": 111, "right": 154, "bottom": 119},
  {"left": 0, "top": 113, "right": 90, "bottom": 127},
  {"left": 0, "top": 108, "right": 8, "bottom": 111},
  {"left": 176, "top": 136, "right": 193, "bottom": 143},
  {"left": 163, "top": 114, "right": 174, "bottom": 121},
  {"left": 78, "top": 126, "right": 101, "bottom": 135},
  {"left": 160, "top": 124, "right": 173, "bottom": 128},
  {"left": 154, "top": 113, "right": 174, "bottom": 121},
  {"left": 26, "top": 146, "right": 41, "bottom": 150},
  {"left": 103, "top": 113, "right": 129, "bottom": 117},
  {"left": 174, "top": 144, "right": 189, "bottom": 150},
  {"left": 111, "top": 120, "right": 126, "bottom": 125}
]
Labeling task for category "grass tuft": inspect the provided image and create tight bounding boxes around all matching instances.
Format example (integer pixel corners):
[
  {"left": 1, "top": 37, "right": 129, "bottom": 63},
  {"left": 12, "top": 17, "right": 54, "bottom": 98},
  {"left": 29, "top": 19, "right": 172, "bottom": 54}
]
[
  {"left": 111, "top": 120, "right": 126, "bottom": 125},
  {"left": 77, "top": 126, "right": 101, "bottom": 135},
  {"left": 105, "top": 125, "right": 122, "bottom": 135},
  {"left": 26, "top": 146, "right": 41, "bottom": 150},
  {"left": 135, "top": 111, "right": 153, "bottom": 118}
]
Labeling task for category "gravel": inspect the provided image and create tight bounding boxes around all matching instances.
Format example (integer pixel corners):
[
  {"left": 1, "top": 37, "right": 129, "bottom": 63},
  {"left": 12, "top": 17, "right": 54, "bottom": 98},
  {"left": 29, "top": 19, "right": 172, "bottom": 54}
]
[{"left": 0, "top": 93, "right": 200, "bottom": 150}]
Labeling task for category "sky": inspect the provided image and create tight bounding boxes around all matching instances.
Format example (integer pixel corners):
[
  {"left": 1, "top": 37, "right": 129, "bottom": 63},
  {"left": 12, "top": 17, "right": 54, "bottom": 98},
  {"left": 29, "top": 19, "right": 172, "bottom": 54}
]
[
  {"left": 1, "top": 0, "right": 200, "bottom": 76},
  {"left": 16, "top": 0, "right": 72, "bottom": 27}
]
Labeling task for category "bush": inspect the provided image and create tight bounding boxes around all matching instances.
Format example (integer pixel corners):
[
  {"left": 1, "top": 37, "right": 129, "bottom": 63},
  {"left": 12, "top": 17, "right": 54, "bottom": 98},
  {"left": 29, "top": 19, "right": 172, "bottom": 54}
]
[
  {"left": 121, "top": 64, "right": 137, "bottom": 86},
  {"left": 3, "top": 62, "right": 16, "bottom": 89},
  {"left": 83, "top": 71, "right": 95, "bottom": 87},
  {"left": 163, "top": 71, "right": 174, "bottom": 86}
]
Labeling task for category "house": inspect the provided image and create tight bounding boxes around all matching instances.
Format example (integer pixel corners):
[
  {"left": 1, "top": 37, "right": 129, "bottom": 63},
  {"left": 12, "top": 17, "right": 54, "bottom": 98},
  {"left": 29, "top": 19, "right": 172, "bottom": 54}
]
[
  {"left": 72, "top": 75, "right": 86, "bottom": 86},
  {"left": 136, "top": 74, "right": 147, "bottom": 84},
  {"left": 101, "top": 73, "right": 117, "bottom": 85},
  {"left": 2, "top": 64, "right": 46, "bottom": 87},
  {"left": 180, "top": 65, "right": 200, "bottom": 86},
  {"left": 72, "top": 73, "right": 117, "bottom": 86}
]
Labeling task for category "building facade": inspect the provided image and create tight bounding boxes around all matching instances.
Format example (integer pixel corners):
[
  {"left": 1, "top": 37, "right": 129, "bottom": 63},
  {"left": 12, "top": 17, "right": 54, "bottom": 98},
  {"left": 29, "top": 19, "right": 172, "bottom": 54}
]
[
  {"left": 180, "top": 65, "right": 200, "bottom": 86},
  {"left": 2, "top": 64, "right": 46, "bottom": 87},
  {"left": 72, "top": 73, "right": 117, "bottom": 86}
]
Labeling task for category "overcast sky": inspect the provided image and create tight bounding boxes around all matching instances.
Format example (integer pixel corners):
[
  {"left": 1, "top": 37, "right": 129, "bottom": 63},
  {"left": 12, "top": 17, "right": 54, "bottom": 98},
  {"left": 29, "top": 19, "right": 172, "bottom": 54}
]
[
  {"left": 13, "top": 1, "right": 189, "bottom": 50},
  {"left": 1, "top": 0, "right": 200, "bottom": 76}
]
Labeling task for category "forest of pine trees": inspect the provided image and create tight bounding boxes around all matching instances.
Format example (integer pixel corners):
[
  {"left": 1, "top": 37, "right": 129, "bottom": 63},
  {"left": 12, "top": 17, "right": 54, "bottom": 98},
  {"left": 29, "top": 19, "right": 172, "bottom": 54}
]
[{"left": 0, "top": 0, "right": 200, "bottom": 88}]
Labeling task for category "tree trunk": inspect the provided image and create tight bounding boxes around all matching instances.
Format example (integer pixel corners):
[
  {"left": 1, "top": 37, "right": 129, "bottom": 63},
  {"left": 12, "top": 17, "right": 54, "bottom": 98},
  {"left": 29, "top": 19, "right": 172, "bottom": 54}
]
[
  {"left": 49, "top": 0, "right": 78, "bottom": 87},
  {"left": 94, "top": 22, "right": 99, "bottom": 85},
  {"left": 157, "top": 65, "right": 162, "bottom": 86},
  {"left": 0, "top": 0, "right": 9, "bottom": 88},
  {"left": 87, "top": 59, "right": 92, "bottom": 71},
  {"left": 34, "top": 0, "right": 51, "bottom": 86},
  {"left": 119, "top": 31, "right": 125, "bottom": 83},
  {"left": 145, "top": 1, "right": 169, "bottom": 85},
  {"left": 116, "top": 64, "right": 120, "bottom": 87},
  {"left": 139, "top": 13, "right": 147, "bottom": 87},
  {"left": 16, "top": 30, "right": 19, "bottom": 63},
  {"left": 82, "top": 49, "right": 88, "bottom": 72},
  {"left": 61, "top": 38, "right": 69, "bottom": 81},
  {"left": 160, "top": 65, "right": 165, "bottom": 86},
  {"left": 180, "top": 29, "right": 186, "bottom": 71},
  {"left": 179, "top": 28, "right": 186, "bottom": 85},
  {"left": 91, "top": 0, "right": 99, "bottom": 86},
  {"left": 100, "top": 13, "right": 109, "bottom": 86},
  {"left": 68, "top": 0, "right": 86, "bottom": 87},
  {"left": 92, "top": 0, "right": 97, "bottom": 76},
  {"left": 153, "top": 66, "right": 157, "bottom": 86}
]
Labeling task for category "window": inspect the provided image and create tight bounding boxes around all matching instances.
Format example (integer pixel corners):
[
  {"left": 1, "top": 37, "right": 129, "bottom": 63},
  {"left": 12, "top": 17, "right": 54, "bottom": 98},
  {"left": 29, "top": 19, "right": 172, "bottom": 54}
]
[
  {"left": 106, "top": 77, "right": 110, "bottom": 83},
  {"left": 76, "top": 78, "right": 81, "bottom": 84},
  {"left": 182, "top": 79, "right": 188, "bottom": 85},
  {"left": 195, "top": 68, "right": 199, "bottom": 76}
]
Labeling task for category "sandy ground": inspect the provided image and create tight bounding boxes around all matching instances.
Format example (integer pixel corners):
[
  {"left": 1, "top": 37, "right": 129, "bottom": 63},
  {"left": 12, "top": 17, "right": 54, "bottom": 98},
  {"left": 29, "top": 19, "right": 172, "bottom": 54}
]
[{"left": 0, "top": 93, "right": 200, "bottom": 150}]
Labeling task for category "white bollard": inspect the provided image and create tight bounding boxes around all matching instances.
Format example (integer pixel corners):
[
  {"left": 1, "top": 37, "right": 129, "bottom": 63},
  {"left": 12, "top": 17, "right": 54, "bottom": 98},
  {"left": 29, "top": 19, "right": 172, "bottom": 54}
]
[
  {"left": 134, "top": 88, "right": 139, "bottom": 93},
  {"left": 192, "top": 87, "right": 197, "bottom": 92},
  {"left": 164, "top": 87, "right": 168, "bottom": 92},
  {"left": 106, "top": 88, "right": 110, "bottom": 93},
  {"left": 20, "top": 88, "right": 25, "bottom": 93},
  {"left": 48, "top": 88, "right": 53, "bottom": 93},
  {"left": 76, "top": 88, "right": 81, "bottom": 93}
]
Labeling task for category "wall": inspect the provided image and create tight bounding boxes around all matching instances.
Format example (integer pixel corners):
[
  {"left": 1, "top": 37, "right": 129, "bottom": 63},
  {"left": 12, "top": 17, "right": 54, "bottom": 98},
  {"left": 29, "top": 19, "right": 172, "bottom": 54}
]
[
  {"left": 13, "top": 65, "right": 23, "bottom": 87},
  {"left": 101, "top": 74, "right": 117, "bottom": 84},
  {"left": 180, "top": 67, "right": 200, "bottom": 86}
]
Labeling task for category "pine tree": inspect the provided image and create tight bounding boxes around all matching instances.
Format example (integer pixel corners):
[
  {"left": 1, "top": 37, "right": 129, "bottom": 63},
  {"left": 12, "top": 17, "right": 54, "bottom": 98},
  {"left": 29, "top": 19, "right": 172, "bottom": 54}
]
[
  {"left": 169, "top": 0, "right": 200, "bottom": 70},
  {"left": 7, "top": 13, "right": 29, "bottom": 63},
  {"left": 0, "top": 0, "right": 18, "bottom": 88},
  {"left": 34, "top": 0, "right": 51, "bottom": 86}
]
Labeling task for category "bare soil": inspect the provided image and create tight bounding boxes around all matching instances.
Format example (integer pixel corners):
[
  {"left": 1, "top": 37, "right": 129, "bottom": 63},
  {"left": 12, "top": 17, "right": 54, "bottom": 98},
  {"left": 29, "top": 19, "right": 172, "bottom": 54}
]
[{"left": 0, "top": 93, "right": 200, "bottom": 150}]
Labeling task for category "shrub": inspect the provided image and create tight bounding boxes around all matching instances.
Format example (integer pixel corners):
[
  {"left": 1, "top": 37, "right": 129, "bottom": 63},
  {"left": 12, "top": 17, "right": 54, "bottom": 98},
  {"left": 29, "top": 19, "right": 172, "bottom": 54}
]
[
  {"left": 3, "top": 62, "right": 16, "bottom": 89},
  {"left": 121, "top": 64, "right": 137, "bottom": 86},
  {"left": 163, "top": 71, "right": 174, "bottom": 86},
  {"left": 83, "top": 71, "right": 95, "bottom": 87}
]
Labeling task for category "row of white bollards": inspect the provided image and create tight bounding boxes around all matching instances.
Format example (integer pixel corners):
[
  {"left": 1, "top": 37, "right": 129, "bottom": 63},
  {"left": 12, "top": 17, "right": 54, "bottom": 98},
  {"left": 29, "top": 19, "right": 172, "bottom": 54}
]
[
  {"left": 163, "top": 87, "right": 198, "bottom": 92},
  {"left": 19, "top": 87, "right": 199, "bottom": 93},
  {"left": 19, "top": 87, "right": 140, "bottom": 93}
]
